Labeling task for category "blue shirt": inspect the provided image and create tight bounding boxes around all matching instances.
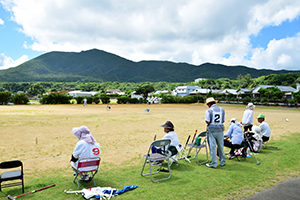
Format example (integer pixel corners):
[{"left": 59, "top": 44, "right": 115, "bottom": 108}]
[{"left": 224, "top": 123, "right": 244, "bottom": 145}]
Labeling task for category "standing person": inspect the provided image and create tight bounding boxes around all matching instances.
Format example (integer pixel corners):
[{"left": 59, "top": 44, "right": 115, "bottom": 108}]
[
  {"left": 70, "top": 125, "right": 101, "bottom": 181},
  {"left": 242, "top": 103, "right": 255, "bottom": 132},
  {"left": 257, "top": 114, "right": 271, "bottom": 142},
  {"left": 205, "top": 97, "right": 226, "bottom": 168},
  {"left": 223, "top": 118, "right": 244, "bottom": 158},
  {"left": 83, "top": 97, "right": 87, "bottom": 106},
  {"left": 151, "top": 121, "right": 181, "bottom": 165}
]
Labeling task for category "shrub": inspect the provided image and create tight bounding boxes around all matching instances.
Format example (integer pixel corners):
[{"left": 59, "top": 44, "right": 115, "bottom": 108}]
[
  {"left": 100, "top": 93, "right": 110, "bottom": 104},
  {"left": 0, "top": 91, "right": 12, "bottom": 105},
  {"left": 40, "top": 93, "right": 72, "bottom": 104},
  {"left": 93, "top": 96, "right": 100, "bottom": 104},
  {"left": 117, "top": 96, "right": 130, "bottom": 104},
  {"left": 75, "top": 96, "right": 84, "bottom": 104},
  {"left": 12, "top": 93, "right": 29, "bottom": 105}
]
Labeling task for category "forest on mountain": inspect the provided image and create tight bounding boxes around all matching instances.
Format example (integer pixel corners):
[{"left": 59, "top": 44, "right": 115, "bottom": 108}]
[{"left": 0, "top": 49, "right": 299, "bottom": 82}]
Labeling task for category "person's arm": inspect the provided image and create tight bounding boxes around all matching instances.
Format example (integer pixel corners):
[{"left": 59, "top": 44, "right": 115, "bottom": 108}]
[
  {"left": 205, "top": 109, "right": 211, "bottom": 125},
  {"left": 224, "top": 124, "right": 233, "bottom": 138}
]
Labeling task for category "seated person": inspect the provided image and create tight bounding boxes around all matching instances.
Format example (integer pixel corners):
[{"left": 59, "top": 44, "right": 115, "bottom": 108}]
[
  {"left": 256, "top": 114, "right": 271, "bottom": 142},
  {"left": 151, "top": 121, "right": 181, "bottom": 164},
  {"left": 223, "top": 118, "right": 244, "bottom": 158},
  {"left": 246, "top": 125, "right": 263, "bottom": 153},
  {"left": 70, "top": 125, "right": 101, "bottom": 181}
]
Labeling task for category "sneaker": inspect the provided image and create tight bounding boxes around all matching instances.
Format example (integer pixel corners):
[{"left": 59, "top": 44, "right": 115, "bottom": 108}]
[
  {"left": 227, "top": 154, "right": 235, "bottom": 159},
  {"left": 151, "top": 161, "right": 163, "bottom": 166},
  {"left": 205, "top": 163, "right": 216, "bottom": 168},
  {"left": 80, "top": 174, "right": 91, "bottom": 182}
]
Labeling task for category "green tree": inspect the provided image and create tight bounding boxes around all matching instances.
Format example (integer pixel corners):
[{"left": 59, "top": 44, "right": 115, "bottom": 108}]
[
  {"left": 12, "top": 93, "right": 29, "bottom": 105},
  {"left": 100, "top": 93, "right": 110, "bottom": 104},
  {"left": 135, "top": 85, "right": 154, "bottom": 100},
  {"left": 40, "top": 93, "right": 72, "bottom": 104},
  {"left": 27, "top": 83, "right": 46, "bottom": 96},
  {"left": 0, "top": 91, "right": 12, "bottom": 105}
]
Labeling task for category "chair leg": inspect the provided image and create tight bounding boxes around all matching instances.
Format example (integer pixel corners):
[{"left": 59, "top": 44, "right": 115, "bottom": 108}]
[{"left": 22, "top": 177, "right": 24, "bottom": 193}]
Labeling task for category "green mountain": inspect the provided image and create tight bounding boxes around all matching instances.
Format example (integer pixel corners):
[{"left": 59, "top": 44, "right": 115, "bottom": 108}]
[{"left": 0, "top": 49, "right": 299, "bottom": 82}]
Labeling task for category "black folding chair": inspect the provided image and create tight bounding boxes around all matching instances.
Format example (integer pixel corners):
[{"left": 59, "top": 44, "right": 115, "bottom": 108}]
[{"left": 0, "top": 160, "right": 24, "bottom": 193}]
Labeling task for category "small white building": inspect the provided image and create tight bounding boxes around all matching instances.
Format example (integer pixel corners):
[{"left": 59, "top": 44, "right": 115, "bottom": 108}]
[
  {"left": 67, "top": 90, "right": 98, "bottom": 97},
  {"left": 172, "top": 86, "right": 202, "bottom": 96},
  {"left": 131, "top": 91, "right": 143, "bottom": 99},
  {"left": 251, "top": 85, "right": 297, "bottom": 99}
]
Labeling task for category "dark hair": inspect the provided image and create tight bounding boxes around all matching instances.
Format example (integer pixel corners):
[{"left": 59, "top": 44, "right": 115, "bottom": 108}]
[{"left": 208, "top": 101, "right": 216, "bottom": 106}]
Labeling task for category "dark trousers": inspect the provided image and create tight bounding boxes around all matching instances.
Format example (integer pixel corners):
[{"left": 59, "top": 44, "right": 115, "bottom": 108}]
[
  {"left": 262, "top": 136, "right": 270, "bottom": 142},
  {"left": 243, "top": 124, "right": 253, "bottom": 132},
  {"left": 223, "top": 140, "right": 242, "bottom": 155},
  {"left": 151, "top": 146, "right": 178, "bottom": 156}
]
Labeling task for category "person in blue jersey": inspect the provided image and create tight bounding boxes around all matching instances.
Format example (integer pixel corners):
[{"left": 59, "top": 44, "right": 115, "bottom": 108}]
[{"left": 204, "top": 97, "right": 226, "bottom": 168}]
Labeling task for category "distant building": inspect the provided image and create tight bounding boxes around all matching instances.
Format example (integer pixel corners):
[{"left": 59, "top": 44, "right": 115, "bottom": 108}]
[
  {"left": 154, "top": 90, "right": 169, "bottom": 95},
  {"left": 67, "top": 90, "right": 98, "bottom": 97},
  {"left": 251, "top": 85, "right": 297, "bottom": 99},
  {"left": 105, "top": 89, "right": 125, "bottom": 95},
  {"left": 172, "top": 86, "right": 202, "bottom": 96},
  {"left": 131, "top": 91, "right": 143, "bottom": 99},
  {"left": 194, "top": 78, "right": 206, "bottom": 82}
]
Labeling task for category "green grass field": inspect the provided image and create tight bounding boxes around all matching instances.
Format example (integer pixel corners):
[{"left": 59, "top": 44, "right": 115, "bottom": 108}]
[{"left": 0, "top": 104, "right": 299, "bottom": 199}]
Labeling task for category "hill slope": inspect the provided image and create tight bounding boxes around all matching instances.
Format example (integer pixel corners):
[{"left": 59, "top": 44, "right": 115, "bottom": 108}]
[{"left": 0, "top": 49, "right": 298, "bottom": 82}]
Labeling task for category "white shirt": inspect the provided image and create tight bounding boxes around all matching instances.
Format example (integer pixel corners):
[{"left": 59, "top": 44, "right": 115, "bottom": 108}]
[
  {"left": 162, "top": 131, "right": 180, "bottom": 147},
  {"left": 259, "top": 121, "right": 271, "bottom": 137},
  {"left": 73, "top": 140, "right": 101, "bottom": 159},
  {"left": 242, "top": 109, "right": 253, "bottom": 125}
]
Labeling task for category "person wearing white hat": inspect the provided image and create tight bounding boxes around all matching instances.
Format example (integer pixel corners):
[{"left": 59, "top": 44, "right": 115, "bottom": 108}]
[
  {"left": 70, "top": 125, "right": 101, "bottom": 181},
  {"left": 204, "top": 97, "right": 226, "bottom": 168},
  {"left": 242, "top": 102, "right": 255, "bottom": 132}
]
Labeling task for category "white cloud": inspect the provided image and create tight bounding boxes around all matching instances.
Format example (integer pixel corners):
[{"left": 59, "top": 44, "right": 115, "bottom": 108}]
[
  {"left": 1, "top": 0, "right": 300, "bottom": 70},
  {"left": 0, "top": 18, "right": 4, "bottom": 25},
  {"left": 0, "top": 53, "right": 28, "bottom": 70},
  {"left": 249, "top": 35, "right": 300, "bottom": 70}
]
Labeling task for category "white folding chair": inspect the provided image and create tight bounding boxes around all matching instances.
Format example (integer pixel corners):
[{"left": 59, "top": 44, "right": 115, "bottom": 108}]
[
  {"left": 169, "top": 143, "right": 191, "bottom": 166},
  {"left": 141, "top": 139, "right": 171, "bottom": 182},
  {"left": 73, "top": 157, "right": 101, "bottom": 189}
]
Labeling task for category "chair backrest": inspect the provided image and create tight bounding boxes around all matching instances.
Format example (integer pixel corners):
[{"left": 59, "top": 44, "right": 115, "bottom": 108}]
[
  {"left": 151, "top": 139, "right": 171, "bottom": 150},
  {"left": 0, "top": 160, "right": 24, "bottom": 193},
  {"left": 0, "top": 160, "right": 22, "bottom": 169},
  {"left": 77, "top": 157, "right": 100, "bottom": 173},
  {"left": 197, "top": 131, "right": 207, "bottom": 138}
]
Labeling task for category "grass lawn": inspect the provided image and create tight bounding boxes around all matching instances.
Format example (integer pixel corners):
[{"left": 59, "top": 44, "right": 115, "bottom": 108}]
[{"left": 0, "top": 104, "right": 299, "bottom": 199}]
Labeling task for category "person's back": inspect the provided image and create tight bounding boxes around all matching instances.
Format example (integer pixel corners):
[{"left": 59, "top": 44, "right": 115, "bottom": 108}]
[
  {"left": 73, "top": 140, "right": 101, "bottom": 160},
  {"left": 162, "top": 131, "right": 180, "bottom": 147},
  {"left": 225, "top": 122, "right": 243, "bottom": 145},
  {"left": 206, "top": 104, "right": 225, "bottom": 132}
]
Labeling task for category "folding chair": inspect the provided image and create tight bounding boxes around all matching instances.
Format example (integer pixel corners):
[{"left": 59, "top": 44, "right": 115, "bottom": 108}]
[
  {"left": 73, "top": 157, "right": 101, "bottom": 189},
  {"left": 141, "top": 139, "right": 171, "bottom": 182},
  {"left": 263, "top": 137, "right": 278, "bottom": 149},
  {"left": 0, "top": 160, "right": 24, "bottom": 193},
  {"left": 186, "top": 131, "right": 209, "bottom": 165},
  {"left": 229, "top": 140, "right": 249, "bottom": 162},
  {"left": 169, "top": 144, "right": 191, "bottom": 166}
]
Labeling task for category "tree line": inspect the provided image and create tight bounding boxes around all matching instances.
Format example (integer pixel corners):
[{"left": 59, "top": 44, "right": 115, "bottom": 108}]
[{"left": 0, "top": 72, "right": 299, "bottom": 106}]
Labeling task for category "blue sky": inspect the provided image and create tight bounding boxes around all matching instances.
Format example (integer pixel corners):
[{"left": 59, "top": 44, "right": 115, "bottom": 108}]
[{"left": 1, "top": 0, "right": 300, "bottom": 71}]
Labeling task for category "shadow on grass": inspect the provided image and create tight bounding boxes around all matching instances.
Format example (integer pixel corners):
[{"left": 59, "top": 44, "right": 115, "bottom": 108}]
[{"left": 2, "top": 132, "right": 300, "bottom": 199}]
